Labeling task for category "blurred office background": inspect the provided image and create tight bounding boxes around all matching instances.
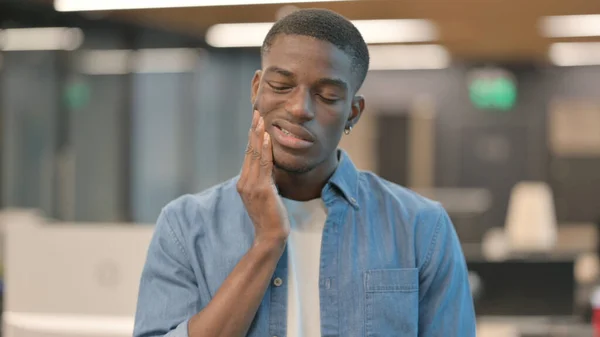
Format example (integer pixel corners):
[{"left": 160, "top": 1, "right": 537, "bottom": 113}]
[{"left": 1, "top": 0, "right": 600, "bottom": 336}]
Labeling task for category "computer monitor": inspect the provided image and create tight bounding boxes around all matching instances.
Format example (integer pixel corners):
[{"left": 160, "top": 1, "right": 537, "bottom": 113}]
[
  {"left": 2, "top": 215, "right": 154, "bottom": 337},
  {"left": 468, "top": 259, "right": 575, "bottom": 317}
]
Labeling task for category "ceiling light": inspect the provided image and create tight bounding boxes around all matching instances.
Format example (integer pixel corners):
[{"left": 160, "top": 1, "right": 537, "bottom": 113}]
[
  {"left": 354, "top": 19, "right": 437, "bottom": 44},
  {"left": 549, "top": 42, "right": 600, "bottom": 66},
  {"left": 206, "top": 19, "right": 438, "bottom": 48},
  {"left": 0, "top": 28, "right": 84, "bottom": 51},
  {"left": 206, "top": 23, "right": 273, "bottom": 48},
  {"left": 77, "top": 50, "right": 132, "bottom": 75},
  {"left": 134, "top": 48, "right": 200, "bottom": 73},
  {"left": 540, "top": 15, "right": 600, "bottom": 38},
  {"left": 77, "top": 48, "right": 203, "bottom": 75},
  {"left": 55, "top": 0, "right": 349, "bottom": 12},
  {"left": 368, "top": 44, "right": 450, "bottom": 70}
]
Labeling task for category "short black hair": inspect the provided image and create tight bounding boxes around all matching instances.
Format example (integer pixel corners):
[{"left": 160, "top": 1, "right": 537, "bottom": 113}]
[{"left": 261, "top": 8, "right": 370, "bottom": 92}]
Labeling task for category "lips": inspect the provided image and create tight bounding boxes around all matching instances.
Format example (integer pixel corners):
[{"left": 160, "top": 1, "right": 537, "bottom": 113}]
[
  {"left": 272, "top": 120, "right": 315, "bottom": 142},
  {"left": 270, "top": 119, "right": 315, "bottom": 150}
]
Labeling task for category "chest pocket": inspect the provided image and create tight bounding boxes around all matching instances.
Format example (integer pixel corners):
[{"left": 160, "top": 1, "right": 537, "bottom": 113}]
[{"left": 364, "top": 268, "right": 419, "bottom": 337}]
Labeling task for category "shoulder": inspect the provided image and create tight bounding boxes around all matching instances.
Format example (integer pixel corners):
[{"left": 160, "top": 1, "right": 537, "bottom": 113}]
[
  {"left": 357, "top": 171, "right": 451, "bottom": 266},
  {"left": 357, "top": 171, "right": 444, "bottom": 219},
  {"left": 158, "top": 176, "right": 242, "bottom": 236}
]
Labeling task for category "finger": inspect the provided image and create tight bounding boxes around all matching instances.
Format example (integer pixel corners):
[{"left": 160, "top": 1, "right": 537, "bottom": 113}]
[
  {"left": 240, "top": 111, "right": 260, "bottom": 182},
  {"left": 251, "top": 110, "right": 259, "bottom": 129},
  {"left": 250, "top": 111, "right": 261, "bottom": 158},
  {"left": 246, "top": 111, "right": 259, "bottom": 158},
  {"left": 240, "top": 128, "right": 253, "bottom": 177},
  {"left": 248, "top": 116, "right": 264, "bottom": 180},
  {"left": 253, "top": 117, "right": 264, "bottom": 159},
  {"left": 259, "top": 132, "right": 273, "bottom": 181}
]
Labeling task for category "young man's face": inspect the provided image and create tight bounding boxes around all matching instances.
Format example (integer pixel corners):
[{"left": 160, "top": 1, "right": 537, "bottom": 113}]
[{"left": 251, "top": 34, "right": 365, "bottom": 174}]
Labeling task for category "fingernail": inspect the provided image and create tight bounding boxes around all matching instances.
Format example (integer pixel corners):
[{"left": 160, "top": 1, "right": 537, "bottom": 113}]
[{"left": 263, "top": 132, "right": 270, "bottom": 146}]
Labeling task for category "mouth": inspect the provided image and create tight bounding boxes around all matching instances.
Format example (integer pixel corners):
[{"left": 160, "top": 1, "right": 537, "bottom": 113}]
[
  {"left": 272, "top": 120, "right": 315, "bottom": 142},
  {"left": 275, "top": 125, "right": 304, "bottom": 140},
  {"left": 271, "top": 122, "right": 315, "bottom": 150}
]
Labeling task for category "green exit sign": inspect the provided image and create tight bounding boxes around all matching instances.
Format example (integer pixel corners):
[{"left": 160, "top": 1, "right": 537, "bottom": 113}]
[{"left": 468, "top": 68, "right": 517, "bottom": 111}]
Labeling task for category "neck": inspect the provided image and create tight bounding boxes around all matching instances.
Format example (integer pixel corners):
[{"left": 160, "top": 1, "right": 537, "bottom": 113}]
[{"left": 274, "top": 153, "right": 339, "bottom": 201}]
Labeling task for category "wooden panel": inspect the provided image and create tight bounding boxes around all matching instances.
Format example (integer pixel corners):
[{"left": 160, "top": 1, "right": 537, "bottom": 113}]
[{"left": 30, "top": 0, "right": 600, "bottom": 61}]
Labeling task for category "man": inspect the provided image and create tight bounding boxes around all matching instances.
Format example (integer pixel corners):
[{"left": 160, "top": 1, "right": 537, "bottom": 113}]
[{"left": 134, "top": 8, "right": 475, "bottom": 337}]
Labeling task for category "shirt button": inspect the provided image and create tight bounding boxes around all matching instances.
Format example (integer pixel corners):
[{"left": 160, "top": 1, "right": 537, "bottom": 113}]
[
  {"left": 350, "top": 197, "right": 357, "bottom": 205},
  {"left": 273, "top": 277, "right": 283, "bottom": 287}
]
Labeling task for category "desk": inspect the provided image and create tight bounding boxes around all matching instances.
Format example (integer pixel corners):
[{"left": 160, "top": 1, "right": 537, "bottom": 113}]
[{"left": 477, "top": 316, "right": 593, "bottom": 337}]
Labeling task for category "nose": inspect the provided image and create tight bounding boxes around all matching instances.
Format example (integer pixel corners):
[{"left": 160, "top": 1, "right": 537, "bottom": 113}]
[{"left": 285, "top": 87, "right": 315, "bottom": 121}]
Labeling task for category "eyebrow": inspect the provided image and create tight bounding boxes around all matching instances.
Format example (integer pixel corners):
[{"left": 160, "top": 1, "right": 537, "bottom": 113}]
[
  {"left": 265, "top": 66, "right": 295, "bottom": 79},
  {"left": 315, "top": 78, "right": 348, "bottom": 92},
  {"left": 265, "top": 66, "right": 349, "bottom": 92}
]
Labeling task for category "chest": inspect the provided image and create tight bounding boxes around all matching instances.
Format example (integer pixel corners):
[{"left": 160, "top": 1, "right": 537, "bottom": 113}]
[
  {"left": 196, "top": 204, "right": 421, "bottom": 337},
  {"left": 246, "top": 249, "right": 420, "bottom": 337}
]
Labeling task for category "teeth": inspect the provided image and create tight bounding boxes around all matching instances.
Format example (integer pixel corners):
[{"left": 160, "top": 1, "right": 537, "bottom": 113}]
[{"left": 279, "top": 126, "right": 303, "bottom": 140}]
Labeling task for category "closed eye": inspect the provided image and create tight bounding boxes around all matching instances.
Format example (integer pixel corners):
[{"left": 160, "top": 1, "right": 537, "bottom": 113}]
[
  {"left": 268, "top": 82, "right": 292, "bottom": 93},
  {"left": 318, "top": 95, "right": 340, "bottom": 104}
]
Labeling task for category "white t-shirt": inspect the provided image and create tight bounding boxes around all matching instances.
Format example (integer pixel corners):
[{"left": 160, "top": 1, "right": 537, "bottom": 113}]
[{"left": 282, "top": 197, "right": 327, "bottom": 337}]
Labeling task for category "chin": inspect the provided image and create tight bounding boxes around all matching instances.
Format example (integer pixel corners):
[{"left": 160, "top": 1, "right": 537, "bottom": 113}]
[{"left": 273, "top": 147, "right": 315, "bottom": 174}]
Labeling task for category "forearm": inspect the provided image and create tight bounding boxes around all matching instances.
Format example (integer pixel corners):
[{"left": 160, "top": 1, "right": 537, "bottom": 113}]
[{"left": 187, "top": 239, "right": 285, "bottom": 337}]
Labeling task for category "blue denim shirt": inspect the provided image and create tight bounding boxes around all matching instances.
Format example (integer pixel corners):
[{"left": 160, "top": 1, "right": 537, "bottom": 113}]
[{"left": 134, "top": 150, "right": 476, "bottom": 337}]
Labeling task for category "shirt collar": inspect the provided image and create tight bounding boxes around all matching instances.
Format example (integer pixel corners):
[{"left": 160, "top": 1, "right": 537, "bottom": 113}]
[{"left": 323, "top": 149, "right": 360, "bottom": 210}]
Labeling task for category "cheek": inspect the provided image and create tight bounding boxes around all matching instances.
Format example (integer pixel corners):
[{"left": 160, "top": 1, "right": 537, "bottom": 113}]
[
  {"left": 317, "top": 109, "right": 348, "bottom": 141},
  {"left": 254, "top": 85, "right": 284, "bottom": 114}
]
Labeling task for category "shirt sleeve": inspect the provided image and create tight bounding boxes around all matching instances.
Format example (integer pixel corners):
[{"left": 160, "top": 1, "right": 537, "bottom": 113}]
[
  {"left": 417, "top": 205, "right": 476, "bottom": 337},
  {"left": 133, "top": 208, "right": 201, "bottom": 337}
]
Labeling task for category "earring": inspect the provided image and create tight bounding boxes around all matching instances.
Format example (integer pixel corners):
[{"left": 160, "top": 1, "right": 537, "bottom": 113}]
[{"left": 344, "top": 126, "right": 352, "bottom": 135}]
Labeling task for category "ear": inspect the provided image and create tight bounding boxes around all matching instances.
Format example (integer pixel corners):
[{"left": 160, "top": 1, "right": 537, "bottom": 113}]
[
  {"left": 346, "top": 95, "right": 366, "bottom": 129},
  {"left": 250, "top": 70, "right": 262, "bottom": 107}
]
